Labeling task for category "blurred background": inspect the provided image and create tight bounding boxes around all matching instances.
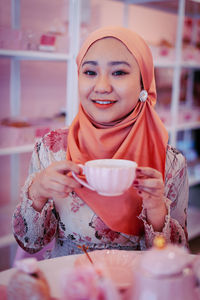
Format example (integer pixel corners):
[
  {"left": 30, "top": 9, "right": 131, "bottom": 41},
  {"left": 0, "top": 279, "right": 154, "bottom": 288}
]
[{"left": 0, "top": 0, "right": 200, "bottom": 271}]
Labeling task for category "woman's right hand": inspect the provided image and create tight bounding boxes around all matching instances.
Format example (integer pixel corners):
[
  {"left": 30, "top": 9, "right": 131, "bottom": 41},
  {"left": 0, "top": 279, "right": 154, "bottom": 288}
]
[{"left": 28, "top": 161, "right": 81, "bottom": 212}]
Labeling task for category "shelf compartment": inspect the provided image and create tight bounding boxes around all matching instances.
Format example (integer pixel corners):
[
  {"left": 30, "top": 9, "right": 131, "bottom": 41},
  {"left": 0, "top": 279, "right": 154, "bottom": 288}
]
[{"left": 111, "top": 0, "right": 200, "bottom": 17}]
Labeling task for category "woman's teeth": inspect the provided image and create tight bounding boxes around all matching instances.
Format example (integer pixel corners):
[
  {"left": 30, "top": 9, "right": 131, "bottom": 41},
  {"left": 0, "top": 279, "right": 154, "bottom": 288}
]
[{"left": 93, "top": 100, "right": 115, "bottom": 104}]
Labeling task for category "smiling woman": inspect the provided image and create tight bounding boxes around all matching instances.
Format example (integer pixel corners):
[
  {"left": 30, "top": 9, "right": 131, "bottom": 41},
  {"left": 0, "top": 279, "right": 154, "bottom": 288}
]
[{"left": 12, "top": 27, "right": 189, "bottom": 260}]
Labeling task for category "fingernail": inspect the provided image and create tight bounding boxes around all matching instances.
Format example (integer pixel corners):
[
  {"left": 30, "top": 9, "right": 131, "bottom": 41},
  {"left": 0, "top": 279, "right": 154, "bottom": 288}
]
[
  {"left": 138, "top": 190, "right": 142, "bottom": 194},
  {"left": 134, "top": 180, "right": 139, "bottom": 184}
]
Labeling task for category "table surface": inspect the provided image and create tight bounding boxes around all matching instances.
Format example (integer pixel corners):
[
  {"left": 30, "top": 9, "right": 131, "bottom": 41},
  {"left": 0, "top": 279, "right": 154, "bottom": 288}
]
[{"left": 1, "top": 251, "right": 199, "bottom": 300}]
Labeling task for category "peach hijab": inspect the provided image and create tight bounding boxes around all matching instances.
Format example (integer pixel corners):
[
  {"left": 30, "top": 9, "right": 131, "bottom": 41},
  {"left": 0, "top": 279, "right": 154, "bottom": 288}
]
[{"left": 66, "top": 27, "right": 168, "bottom": 235}]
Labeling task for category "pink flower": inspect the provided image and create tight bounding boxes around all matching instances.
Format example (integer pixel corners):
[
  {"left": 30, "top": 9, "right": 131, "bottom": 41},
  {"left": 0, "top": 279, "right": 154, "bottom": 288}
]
[
  {"left": 166, "top": 173, "right": 172, "bottom": 181},
  {"left": 13, "top": 209, "right": 27, "bottom": 238},
  {"left": 84, "top": 236, "right": 92, "bottom": 242},
  {"left": 91, "top": 217, "right": 120, "bottom": 242},
  {"left": 179, "top": 168, "right": 184, "bottom": 178},
  {"left": 70, "top": 197, "right": 85, "bottom": 213},
  {"left": 58, "top": 227, "right": 65, "bottom": 239},
  {"left": 43, "top": 129, "right": 68, "bottom": 153}
]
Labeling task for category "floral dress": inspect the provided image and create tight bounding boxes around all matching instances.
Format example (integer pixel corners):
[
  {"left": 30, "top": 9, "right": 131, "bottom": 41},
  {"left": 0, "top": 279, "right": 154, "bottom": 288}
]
[{"left": 12, "top": 128, "right": 189, "bottom": 258}]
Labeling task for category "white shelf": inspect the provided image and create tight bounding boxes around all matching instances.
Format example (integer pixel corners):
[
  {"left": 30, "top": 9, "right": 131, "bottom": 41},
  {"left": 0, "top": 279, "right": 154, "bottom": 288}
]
[
  {"left": 167, "top": 121, "right": 200, "bottom": 132},
  {"left": 189, "top": 176, "right": 200, "bottom": 187},
  {"left": 188, "top": 206, "right": 200, "bottom": 240},
  {"left": 0, "top": 234, "right": 16, "bottom": 248},
  {"left": 0, "top": 144, "right": 34, "bottom": 156},
  {"left": 154, "top": 59, "right": 200, "bottom": 69},
  {"left": 0, "top": 49, "right": 70, "bottom": 61}
]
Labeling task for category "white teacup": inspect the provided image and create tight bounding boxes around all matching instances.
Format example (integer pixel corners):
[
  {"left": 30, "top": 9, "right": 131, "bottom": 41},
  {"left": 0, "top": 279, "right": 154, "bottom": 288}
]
[{"left": 72, "top": 159, "right": 137, "bottom": 196}]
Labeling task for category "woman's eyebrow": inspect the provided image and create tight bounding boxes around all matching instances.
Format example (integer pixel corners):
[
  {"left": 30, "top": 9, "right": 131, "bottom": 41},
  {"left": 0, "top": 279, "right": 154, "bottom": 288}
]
[
  {"left": 109, "top": 61, "right": 131, "bottom": 67},
  {"left": 82, "top": 61, "right": 97, "bottom": 67},
  {"left": 81, "top": 60, "right": 131, "bottom": 67}
]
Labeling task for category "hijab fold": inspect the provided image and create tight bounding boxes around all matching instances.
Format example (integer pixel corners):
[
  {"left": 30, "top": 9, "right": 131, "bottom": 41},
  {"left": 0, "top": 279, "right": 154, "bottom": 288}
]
[{"left": 66, "top": 27, "right": 168, "bottom": 235}]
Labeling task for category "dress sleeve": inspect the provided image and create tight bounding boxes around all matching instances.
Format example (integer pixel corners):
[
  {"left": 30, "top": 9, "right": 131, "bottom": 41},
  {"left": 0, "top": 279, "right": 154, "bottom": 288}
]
[
  {"left": 139, "top": 147, "right": 189, "bottom": 249},
  {"left": 12, "top": 139, "right": 58, "bottom": 253}
]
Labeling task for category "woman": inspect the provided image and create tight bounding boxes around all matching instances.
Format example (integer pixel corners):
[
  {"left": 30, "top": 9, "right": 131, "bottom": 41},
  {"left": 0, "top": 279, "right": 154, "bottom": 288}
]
[{"left": 13, "top": 27, "right": 188, "bottom": 258}]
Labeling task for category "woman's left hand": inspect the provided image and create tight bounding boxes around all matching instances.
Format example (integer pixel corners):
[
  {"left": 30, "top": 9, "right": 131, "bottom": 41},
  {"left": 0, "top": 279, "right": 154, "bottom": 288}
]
[
  {"left": 133, "top": 166, "right": 165, "bottom": 209},
  {"left": 133, "top": 166, "right": 167, "bottom": 231}
]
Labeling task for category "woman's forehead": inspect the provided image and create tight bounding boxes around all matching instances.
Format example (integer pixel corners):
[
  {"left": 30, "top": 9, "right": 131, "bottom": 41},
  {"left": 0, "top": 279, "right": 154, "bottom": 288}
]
[{"left": 82, "top": 37, "right": 135, "bottom": 63}]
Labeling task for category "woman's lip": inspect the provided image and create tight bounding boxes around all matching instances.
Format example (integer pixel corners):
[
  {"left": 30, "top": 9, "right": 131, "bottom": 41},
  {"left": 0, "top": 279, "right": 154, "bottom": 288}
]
[
  {"left": 91, "top": 99, "right": 117, "bottom": 109},
  {"left": 92, "top": 102, "right": 116, "bottom": 109}
]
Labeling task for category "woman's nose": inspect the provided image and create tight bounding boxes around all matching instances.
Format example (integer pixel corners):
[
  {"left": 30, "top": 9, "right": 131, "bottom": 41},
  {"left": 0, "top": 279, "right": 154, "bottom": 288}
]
[{"left": 94, "top": 75, "right": 112, "bottom": 93}]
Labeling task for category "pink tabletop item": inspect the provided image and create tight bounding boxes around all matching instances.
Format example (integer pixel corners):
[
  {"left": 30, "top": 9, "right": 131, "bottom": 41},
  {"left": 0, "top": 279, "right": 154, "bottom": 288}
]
[
  {"left": 60, "top": 265, "right": 120, "bottom": 300},
  {"left": 75, "top": 249, "right": 139, "bottom": 290},
  {"left": 7, "top": 258, "right": 51, "bottom": 300},
  {"left": 0, "top": 285, "right": 7, "bottom": 300},
  {"left": 130, "top": 236, "right": 200, "bottom": 300},
  {"left": 15, "top": 258, "right": 39, "bottom": 274}
]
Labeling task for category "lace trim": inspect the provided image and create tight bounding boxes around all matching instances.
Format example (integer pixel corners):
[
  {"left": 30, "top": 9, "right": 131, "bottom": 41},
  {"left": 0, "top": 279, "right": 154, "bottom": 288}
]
[
  {"left": 138, "top": 197, "right": 172, "bottom": 247},
  {"left": 20, "top": 172, "right": 54, "bottom": 215}
]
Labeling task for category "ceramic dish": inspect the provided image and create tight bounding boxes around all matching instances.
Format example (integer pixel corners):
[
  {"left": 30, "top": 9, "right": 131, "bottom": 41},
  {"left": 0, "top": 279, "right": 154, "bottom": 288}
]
[{"left": 75, "top": 249, "right": 140, "bottom": 289}]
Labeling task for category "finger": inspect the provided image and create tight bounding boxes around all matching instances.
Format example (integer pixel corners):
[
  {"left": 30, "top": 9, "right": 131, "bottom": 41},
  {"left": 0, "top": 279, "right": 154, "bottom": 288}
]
[
  {"left": 51, "top": 175, "right": 81, "bottom": 190},
  {"left": 133, "top": 178, "right": 163, "bottom": 189},
  {"left": 46, "top": 181, "right": 68, "bottom": 194},
  {"left": 49, "top": 189, "right": 72, "bottom": 199},
  {"left": 136, "top": 186, "right": 163, "bottom": 197},
  {"left": 65, "top": 176, "right": 82, "bottom": 189},
  {"left": 52, "top": 161, "right": 81, "bottom": 174},
  {"left": 49, "top": 172, "right": 74, "bottom": 186},
  {"left": 136, "top": 167, "right": 162, "bottom": 179}
]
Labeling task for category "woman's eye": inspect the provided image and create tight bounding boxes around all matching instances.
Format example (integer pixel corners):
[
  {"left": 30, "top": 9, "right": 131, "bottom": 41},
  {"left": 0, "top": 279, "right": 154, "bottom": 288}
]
[
  {"left": 83, "top": 70, "right": 96, "bottom": 76},
  {"left": 112, "top": 70, "right": 129, "bottom": 76}
]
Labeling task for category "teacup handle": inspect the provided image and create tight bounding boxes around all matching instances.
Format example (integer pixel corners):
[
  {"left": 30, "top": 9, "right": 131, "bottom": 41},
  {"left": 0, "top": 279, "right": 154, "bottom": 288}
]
[{"left": 71, "top": 164, "right": 95, "bottom": 191}]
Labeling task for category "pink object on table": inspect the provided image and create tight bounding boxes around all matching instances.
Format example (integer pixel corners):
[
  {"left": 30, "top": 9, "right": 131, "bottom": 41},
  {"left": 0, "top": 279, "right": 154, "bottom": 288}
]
[
  {"left": 15, "top": 258, "right": 38, "bottom": 274},
  {"left": 75, "top": 249, "right": 139, "bottom": 290},
  {"left": 60, "top": 265, "right": 120, "bottom": 300},
  {"left": 0, "top": 285, "right": 7, "bottom": 300},
  {"left": 129, "top": 240, "right": 200, "bottom": 300}
]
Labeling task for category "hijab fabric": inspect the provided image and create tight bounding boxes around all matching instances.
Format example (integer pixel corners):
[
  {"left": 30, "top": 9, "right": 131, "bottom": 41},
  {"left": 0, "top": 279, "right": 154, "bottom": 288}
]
[{"left": 66, "top": 27, "right": 168, "bottom": 235}]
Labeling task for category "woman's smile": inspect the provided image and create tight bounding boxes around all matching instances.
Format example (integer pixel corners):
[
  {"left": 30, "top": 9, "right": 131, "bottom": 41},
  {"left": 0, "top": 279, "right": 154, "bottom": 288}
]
[{"left": 91, "top": 99, "right": 117, "bottom": 108}]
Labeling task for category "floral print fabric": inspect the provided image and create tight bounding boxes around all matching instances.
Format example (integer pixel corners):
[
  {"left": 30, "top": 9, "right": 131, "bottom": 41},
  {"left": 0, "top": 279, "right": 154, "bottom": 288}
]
[{"left": 12, "top": 128, "right": 189, "bottom": 258}]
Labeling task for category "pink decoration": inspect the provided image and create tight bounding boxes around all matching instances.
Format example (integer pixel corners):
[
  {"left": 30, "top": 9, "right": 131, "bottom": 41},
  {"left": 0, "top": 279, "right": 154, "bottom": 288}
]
[
  {"left": 15, "top": 258, "right": 38, "bottom": 274},
  {"left": 60, "top": 266, "right": 120, "bottom": 300}
]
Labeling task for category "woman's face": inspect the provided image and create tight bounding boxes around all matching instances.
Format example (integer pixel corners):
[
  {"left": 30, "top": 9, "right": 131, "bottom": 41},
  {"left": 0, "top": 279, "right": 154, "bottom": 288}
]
[{"left": 78, "top": 37, "right": 141, "bottom": 124}]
